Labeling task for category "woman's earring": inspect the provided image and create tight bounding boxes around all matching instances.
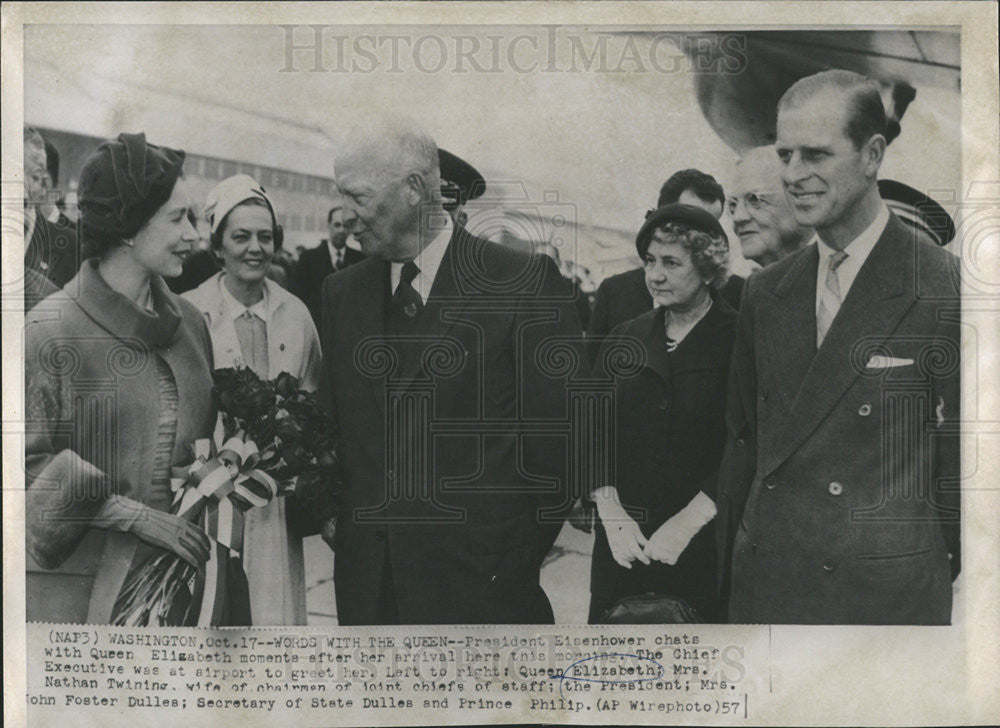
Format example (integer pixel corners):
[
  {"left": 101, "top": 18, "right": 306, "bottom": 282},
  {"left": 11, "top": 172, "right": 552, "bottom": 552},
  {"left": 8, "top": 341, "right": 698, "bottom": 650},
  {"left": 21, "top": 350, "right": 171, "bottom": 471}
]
[{"left": 123, "top": 238, "right": 135, "bottom": 248}]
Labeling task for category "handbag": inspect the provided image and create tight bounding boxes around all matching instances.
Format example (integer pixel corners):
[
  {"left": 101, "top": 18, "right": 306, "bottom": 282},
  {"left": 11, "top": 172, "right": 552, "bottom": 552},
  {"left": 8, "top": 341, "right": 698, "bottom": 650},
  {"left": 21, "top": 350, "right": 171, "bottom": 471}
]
[{"left": 601, "top": 592, "right": 704, "bottom": 624}]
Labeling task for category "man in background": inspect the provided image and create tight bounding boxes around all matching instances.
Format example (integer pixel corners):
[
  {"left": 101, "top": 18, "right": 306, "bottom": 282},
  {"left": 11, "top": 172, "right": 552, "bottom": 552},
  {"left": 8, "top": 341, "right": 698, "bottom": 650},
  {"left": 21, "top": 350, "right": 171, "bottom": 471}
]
[
  {"left": 293, "top": 204, "right": 365, "bottom": 328},
  {"left": 22, "top": 128, "right": 79, "bottom": 309},
  {"left": 41, "top": 139, "right": 73, "bottom": 227},
  {"left": 728, "top": 145, "right": 813, "bottom": 268}
]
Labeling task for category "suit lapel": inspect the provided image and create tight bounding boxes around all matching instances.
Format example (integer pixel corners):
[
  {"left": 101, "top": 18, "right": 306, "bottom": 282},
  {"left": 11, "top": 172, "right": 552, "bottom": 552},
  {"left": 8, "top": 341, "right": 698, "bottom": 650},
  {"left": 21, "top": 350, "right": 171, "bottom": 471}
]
[
  {"left": 768, "top": 217, "right": 916, "bottom": 471},
  {"left": 348, "top": 258, "right": 391, "bottom": 419},
  {"left": 321, "top": 246, "right": 335, "bottom": 276},
  {"left": 761, "top": 245, "right": 819, "bottom": 412},
  {"left": 394, "top": 228, "right": 473, "bottom": 385}
]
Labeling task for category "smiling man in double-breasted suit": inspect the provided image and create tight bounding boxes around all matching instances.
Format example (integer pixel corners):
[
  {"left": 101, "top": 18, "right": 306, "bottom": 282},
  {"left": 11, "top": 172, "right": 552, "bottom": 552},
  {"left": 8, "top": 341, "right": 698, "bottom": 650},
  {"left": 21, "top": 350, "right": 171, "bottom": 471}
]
[
  {"left": 319, "top": 120, "right": 584, "bottom": 625},
  {"left": 719, "top": 70, "right": 961, "bottom": 624}
]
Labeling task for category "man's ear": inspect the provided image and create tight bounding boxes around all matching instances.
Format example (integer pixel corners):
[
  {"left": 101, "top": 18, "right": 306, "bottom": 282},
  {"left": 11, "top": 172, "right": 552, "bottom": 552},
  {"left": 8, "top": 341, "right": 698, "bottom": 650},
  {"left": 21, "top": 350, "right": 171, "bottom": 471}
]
[
  {"left": 864, "top": 134, "right": 887, "bottom": 177},
  {"left": 405, "top": 172, "right": 427, "bottom": 205}
]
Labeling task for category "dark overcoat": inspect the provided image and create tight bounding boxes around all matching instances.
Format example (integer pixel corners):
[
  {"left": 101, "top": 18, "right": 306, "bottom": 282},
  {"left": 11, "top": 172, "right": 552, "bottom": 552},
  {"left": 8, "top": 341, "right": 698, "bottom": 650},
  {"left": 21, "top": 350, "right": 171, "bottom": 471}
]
[
  {"left": 24, "top": 213, "right": 81, "bottom": 309},
  {"left": 294, "top": 242, "right": 365, "bottom": 329},
  {"left": 319, "top": 226, "right": 584, "bottom": 625},
  {"left": 590, "top": 298, "right": 737, "bottom": 622},
  {"left": 719, "top": 215, "right": 961, "bottom": 624}
]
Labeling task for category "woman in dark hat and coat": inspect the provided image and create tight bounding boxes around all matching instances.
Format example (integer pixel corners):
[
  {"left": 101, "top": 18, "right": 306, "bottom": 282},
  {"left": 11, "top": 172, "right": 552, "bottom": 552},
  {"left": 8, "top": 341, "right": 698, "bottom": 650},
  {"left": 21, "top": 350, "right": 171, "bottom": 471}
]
[
  {"left": 24, "top": 132, "right": 218, "bottom": 624},
  {"left": 588, "top": 204, "right": 737, "bottom": 623}
]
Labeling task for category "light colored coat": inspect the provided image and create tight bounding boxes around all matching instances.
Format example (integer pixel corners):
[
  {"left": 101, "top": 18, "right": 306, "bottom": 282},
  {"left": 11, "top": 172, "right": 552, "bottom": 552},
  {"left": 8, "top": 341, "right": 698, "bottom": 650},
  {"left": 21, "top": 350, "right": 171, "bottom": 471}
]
[
  {"left": 183, "top": 273, "right": 321, "bottom": 391},
  {"left": 25, "top": 260, "right": 216, "bottom": 623},
  {"left": 182, "top": 272, "right": 322, "bottom": 625}
]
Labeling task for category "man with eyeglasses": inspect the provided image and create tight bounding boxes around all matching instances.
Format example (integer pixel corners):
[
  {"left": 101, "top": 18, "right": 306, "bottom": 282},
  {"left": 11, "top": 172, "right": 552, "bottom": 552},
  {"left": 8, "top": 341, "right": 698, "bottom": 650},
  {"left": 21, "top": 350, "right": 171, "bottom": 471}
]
[{"left": 727, "top": 145, "right": 813, "bottom": 267}]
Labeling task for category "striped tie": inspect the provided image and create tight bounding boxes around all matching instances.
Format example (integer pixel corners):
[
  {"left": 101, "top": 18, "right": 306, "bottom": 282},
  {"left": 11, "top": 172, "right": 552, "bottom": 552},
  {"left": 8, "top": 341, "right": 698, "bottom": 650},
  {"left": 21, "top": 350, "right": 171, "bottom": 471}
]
[{"left": 816, "top": 250, "right": 848, "bottom": 347}]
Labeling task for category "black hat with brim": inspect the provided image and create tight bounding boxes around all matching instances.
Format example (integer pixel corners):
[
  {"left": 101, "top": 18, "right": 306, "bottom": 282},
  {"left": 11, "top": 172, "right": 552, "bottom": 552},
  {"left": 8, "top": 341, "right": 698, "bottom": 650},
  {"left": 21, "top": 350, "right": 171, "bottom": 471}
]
[
  {"left": 635, "top": 203, "right": 727, "bottom": 258},
  {"left": 439, "top": 148, "right": 485, "bottom": 210},
  {"left": 878, "top": 179, "right": 956, "bottom": 246}
]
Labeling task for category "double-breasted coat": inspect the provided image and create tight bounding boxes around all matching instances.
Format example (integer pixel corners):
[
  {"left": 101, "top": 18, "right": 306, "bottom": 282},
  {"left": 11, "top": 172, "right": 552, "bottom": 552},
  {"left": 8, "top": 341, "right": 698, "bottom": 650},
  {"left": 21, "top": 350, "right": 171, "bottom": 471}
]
[{"left": 718, "top": 215, "right": 961, "bottom": 624}]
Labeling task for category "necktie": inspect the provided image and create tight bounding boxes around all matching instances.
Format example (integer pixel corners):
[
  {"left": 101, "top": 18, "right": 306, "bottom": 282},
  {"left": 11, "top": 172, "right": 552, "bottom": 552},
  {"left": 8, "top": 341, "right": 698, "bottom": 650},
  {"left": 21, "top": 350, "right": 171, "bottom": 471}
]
[
  {"left": 335, "top": 248, "right": 344, "bottom": 269},
  {"left": 816, "top": 250, "right": 848, "bottom": 347},
  {"left": 390, "top": 261, "right": 423, "bottom": 330}
]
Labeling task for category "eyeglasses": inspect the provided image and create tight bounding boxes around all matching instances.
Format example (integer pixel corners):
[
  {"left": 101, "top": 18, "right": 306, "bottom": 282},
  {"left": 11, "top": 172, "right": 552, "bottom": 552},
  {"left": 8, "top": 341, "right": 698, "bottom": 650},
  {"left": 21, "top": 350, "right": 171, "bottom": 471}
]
[{"left": 726, "top": 191, "right": 778, "bottom": 216}]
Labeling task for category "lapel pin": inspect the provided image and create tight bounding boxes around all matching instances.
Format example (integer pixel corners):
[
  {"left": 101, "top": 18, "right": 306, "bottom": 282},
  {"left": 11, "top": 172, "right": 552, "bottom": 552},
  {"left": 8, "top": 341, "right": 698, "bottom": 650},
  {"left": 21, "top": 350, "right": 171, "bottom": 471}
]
[{"left": 404, "top": 302, "right": 418, "bottom": 318}]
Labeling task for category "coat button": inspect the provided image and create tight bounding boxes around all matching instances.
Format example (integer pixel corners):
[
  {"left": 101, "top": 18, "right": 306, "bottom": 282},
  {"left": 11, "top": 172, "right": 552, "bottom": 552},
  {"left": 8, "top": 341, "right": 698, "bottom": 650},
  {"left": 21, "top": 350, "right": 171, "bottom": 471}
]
[
  {"left": 858, "top": 403, "right": 872, "bottom": 416},
  {"left": 387, "top": 469, "right": 395, "bottom": 481},
  {"left": 761, "top": 387, "right": 769, "bottom": 401},
  {"left": 659, "top": 399, "right": 669, "bottom": 411},
  {"left": 279, "top": 343, "right": 286, "bottom": 351},
  {"left": 822, "top": 559, "right": 836, "bottom": 572},
  {"left": 764, "top": 476, "right": 777, "bottom": 490},
  {"left": 736, "top": 438, "right": 746, "bottom": 448},
  {"left": 751, "top": 542, "right": 758, "bottom": 553},
  {"left": 828, "top": 481, "right": 844, "bottom": 496}
]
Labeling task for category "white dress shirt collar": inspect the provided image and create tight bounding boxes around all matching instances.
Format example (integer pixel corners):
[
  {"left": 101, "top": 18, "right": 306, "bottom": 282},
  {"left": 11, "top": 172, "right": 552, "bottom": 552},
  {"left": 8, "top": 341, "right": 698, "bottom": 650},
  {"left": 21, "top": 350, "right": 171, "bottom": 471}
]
[
  {"left": 815, "top": 201, "right": 889, "bottom": 311},
  {"left": 218, "top": 273, "right": 270, "bottom": 323},
  {"left": 391, "top": 216, "right": 454, "bottom": 303}
]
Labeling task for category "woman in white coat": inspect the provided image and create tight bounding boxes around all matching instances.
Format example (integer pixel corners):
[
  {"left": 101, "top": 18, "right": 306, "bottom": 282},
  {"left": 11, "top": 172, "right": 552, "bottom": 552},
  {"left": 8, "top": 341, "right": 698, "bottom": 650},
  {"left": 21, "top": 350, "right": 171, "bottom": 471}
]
[{"left": 184, "top": 174, "right": 321, "bottom": 625}]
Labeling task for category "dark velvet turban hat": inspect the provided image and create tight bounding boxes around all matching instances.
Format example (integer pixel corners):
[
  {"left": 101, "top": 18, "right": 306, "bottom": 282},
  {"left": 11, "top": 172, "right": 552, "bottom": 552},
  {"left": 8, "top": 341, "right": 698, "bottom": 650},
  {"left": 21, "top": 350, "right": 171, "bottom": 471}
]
[{"left": 78, "top": 132, "right": 185, "bottom": 246}]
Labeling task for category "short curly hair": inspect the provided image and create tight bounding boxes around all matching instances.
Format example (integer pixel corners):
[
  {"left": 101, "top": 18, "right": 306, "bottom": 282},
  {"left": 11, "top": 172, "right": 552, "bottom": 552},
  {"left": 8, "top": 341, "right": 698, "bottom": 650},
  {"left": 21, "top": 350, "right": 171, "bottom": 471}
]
[{"left": 644, "top": 221, "right": 729, "bottom": 290}]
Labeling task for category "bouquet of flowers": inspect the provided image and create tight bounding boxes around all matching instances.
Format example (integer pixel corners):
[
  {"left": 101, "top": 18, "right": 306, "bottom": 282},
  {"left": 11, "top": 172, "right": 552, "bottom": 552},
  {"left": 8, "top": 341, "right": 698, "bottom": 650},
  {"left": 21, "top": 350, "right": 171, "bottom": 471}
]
[{"left": 110, "top": 367, "right": 345, "bottom": 627}]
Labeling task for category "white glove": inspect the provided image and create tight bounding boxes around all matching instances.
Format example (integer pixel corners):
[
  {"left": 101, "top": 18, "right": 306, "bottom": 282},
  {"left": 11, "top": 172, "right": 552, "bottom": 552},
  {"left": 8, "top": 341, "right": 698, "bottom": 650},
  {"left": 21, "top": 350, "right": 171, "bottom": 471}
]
[
  {"left": 644, "top": 491, "right": 716, "bottom": 565},
  {"left": 592, "top": 487, "right": 650, "bottom": 569}
]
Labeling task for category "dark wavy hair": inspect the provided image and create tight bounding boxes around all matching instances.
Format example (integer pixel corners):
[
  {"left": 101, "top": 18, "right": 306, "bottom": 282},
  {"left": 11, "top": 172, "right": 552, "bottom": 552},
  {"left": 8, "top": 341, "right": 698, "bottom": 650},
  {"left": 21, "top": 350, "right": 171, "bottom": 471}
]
[{"left": 657, "top": 169, "right": 725, "bottom": 210}]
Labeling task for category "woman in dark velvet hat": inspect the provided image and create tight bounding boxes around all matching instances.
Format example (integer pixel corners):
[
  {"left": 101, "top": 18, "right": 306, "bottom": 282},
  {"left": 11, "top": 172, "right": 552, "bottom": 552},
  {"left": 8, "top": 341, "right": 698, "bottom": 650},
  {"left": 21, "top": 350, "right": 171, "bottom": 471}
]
[
  {"left": 587, "top": 204, "right": 737, "bottom": 624},
  {"left": 24, "top": 133, "right": 221, "bottom": 624}
]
